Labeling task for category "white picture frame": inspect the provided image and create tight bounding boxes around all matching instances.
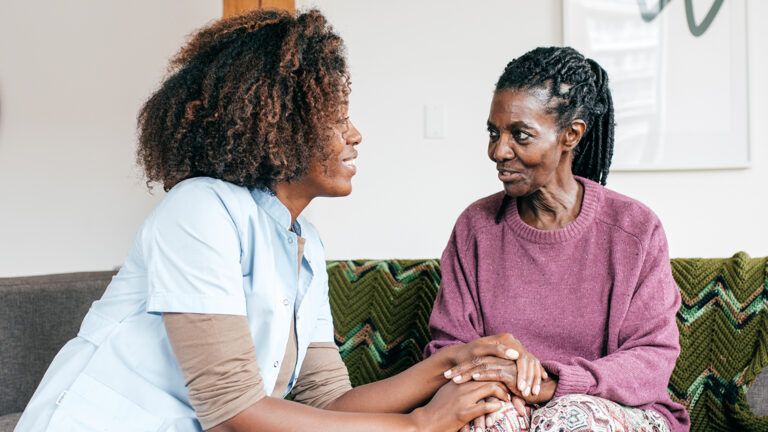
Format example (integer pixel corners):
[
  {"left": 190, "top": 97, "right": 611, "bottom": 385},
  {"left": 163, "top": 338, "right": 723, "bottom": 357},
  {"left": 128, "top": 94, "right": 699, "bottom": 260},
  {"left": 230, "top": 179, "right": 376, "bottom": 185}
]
[{"left": 563, "top": 0, "right": 750, "bottom": 171}]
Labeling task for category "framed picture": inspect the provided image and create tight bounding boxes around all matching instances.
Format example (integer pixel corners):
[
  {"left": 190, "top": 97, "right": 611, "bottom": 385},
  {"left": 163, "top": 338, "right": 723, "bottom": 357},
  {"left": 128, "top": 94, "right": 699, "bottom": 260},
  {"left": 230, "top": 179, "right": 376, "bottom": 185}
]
[{"left": 563, "top": 0, "right": 749, "bottom": 170}]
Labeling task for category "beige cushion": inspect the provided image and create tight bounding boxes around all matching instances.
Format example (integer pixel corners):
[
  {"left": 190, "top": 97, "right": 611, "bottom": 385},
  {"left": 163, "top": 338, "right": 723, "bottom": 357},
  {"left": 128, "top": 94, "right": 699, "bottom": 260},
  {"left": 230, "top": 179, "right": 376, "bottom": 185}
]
[{"left": 748, "top": 368, "right": 768, "bottom": 416}]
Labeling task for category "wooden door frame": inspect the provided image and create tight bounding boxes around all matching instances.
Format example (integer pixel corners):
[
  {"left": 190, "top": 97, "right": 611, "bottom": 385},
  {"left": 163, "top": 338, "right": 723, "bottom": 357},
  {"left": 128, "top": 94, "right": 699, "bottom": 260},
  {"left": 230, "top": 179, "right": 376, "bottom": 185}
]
[{"left": 223, "top": 0, "right": 295, "bottom": 18}]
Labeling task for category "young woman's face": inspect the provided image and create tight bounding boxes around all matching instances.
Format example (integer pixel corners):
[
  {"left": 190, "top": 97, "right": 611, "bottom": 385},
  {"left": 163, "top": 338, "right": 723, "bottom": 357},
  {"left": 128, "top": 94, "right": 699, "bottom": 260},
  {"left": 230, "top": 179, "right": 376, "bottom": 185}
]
[
  {"left": 486, "top": 89, "right": 571, "bottom": 197},
  {"left": 303, "top": 112, "right": 362, "bottom": 198}
]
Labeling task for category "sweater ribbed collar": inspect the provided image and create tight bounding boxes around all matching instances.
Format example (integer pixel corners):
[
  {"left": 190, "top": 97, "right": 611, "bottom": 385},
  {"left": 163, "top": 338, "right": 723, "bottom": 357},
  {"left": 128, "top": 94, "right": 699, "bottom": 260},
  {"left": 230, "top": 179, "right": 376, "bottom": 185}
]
[{"left": 504, "top": 176, "right": 603, "bottom": 244}]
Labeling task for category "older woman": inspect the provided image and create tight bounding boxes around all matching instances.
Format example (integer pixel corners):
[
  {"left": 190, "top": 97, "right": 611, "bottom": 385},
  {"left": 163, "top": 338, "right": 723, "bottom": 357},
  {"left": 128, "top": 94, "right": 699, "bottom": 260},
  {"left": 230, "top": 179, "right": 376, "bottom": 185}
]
[
  {"left": 427, "top": 47, "right": 690, "bottom": 432},
  {"left": 16, "top": 10, "right": 515, "bottom": 432}
]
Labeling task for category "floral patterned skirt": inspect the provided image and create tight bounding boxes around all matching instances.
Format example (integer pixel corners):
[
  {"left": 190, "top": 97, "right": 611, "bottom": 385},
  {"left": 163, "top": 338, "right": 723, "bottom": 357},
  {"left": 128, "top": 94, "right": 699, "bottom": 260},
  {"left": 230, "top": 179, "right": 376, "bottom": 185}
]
[{"left": 472, "top": 394, "right": 670, "bottom": 432}]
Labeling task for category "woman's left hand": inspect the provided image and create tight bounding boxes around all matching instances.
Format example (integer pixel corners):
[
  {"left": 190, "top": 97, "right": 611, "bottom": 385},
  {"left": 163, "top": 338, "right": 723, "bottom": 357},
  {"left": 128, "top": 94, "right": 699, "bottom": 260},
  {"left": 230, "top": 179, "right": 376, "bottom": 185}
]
[
  {"left": 445, "top": 347, "right": 557, "bottom": 405},
  {"left": 439, "top": 333, "right": 528, "bottom": 372}
]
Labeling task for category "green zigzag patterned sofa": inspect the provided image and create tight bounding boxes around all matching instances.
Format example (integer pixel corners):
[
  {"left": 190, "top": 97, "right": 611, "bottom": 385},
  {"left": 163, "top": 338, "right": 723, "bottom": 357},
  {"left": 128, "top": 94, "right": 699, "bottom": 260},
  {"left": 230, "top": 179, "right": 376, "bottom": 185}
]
[{"left": 328, "top": 253, "right": 768, "bottom": 432}]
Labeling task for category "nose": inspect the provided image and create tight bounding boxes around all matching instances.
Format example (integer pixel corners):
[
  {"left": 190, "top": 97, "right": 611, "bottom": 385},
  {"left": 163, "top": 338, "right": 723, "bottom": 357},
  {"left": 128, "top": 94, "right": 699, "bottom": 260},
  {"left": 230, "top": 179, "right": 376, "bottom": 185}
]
[
  {"left": 346, "top": 120, "right": 362, "bottom": 146},
  {"left": 490, "top": 136, "right": 514, "bottom": 162}
]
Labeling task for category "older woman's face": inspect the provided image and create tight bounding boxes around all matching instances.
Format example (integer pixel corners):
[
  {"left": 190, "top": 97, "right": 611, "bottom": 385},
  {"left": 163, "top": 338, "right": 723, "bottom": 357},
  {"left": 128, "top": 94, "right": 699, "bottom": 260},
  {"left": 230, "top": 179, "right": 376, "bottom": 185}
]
[
  {"left": 303, "top": 114, "right": 362, "bottom": 198},
  {"left": 487, "top": 88, "right": 569, "bottom": 197}
]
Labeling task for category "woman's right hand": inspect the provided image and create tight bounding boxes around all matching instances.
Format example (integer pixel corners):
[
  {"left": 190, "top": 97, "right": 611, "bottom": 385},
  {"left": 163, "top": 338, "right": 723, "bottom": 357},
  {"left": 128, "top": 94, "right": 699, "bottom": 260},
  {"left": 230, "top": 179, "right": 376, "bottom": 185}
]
[
  {"left": 411, "top": 381, "right": 510, "bottom": 432},
  {"left": 443, "top": 334, "right": 548, "bottom": 400},
  {"left": 440, "top": 334, "right": 524, "bottom": 370}
]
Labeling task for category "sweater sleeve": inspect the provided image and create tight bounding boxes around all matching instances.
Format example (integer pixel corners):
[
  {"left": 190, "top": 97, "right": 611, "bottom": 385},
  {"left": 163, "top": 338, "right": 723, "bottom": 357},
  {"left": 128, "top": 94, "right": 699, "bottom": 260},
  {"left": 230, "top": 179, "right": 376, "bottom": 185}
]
[
  {"left": 541, "top": 222, "right": 681, "bottom": 407},
  {"left": 424, "top": 226, "right": 484, "bottom": 358}
]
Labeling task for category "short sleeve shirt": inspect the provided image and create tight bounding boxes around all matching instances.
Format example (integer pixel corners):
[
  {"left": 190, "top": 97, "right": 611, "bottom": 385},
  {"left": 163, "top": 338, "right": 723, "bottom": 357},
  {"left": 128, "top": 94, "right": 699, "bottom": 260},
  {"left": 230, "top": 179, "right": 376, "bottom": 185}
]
[
  {"left": 16, "top": 177, "right": 334, "bottom": 432},
  {"left": 140, "top": 178, "right": 335, "bottom": 392}
]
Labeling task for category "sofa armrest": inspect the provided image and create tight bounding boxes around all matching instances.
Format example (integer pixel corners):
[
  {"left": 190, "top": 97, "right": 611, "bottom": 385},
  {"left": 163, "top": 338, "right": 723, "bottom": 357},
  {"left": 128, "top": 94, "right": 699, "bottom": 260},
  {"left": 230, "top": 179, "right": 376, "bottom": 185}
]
[{"left": 0, "top": 271, "right": 115, "bottom": 416}]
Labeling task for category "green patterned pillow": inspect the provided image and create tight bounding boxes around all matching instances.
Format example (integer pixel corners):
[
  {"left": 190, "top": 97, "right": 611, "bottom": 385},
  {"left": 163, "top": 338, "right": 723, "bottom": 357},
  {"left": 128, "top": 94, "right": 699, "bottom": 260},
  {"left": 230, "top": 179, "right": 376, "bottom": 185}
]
[
  {"left": 326, "top": 253, "right": 768, "bottom": 431},
  {"left": 670, "top": 252, "right": 768, "bottom": 431}
]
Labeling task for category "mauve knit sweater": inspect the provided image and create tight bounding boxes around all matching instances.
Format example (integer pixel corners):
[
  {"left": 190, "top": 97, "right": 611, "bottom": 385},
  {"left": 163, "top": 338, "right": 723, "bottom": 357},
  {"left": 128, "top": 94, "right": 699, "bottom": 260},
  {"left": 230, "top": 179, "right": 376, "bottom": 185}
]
[{"left": 425, "top": 177, "right": 690, "bottom": 432}]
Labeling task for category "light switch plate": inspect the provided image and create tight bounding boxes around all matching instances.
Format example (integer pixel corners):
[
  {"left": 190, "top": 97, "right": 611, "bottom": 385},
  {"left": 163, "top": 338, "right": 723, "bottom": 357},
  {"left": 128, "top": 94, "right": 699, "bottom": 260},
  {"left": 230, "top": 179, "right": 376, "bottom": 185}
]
[{"left": 424, "top": 104, "right": 445, "bottom": 139}]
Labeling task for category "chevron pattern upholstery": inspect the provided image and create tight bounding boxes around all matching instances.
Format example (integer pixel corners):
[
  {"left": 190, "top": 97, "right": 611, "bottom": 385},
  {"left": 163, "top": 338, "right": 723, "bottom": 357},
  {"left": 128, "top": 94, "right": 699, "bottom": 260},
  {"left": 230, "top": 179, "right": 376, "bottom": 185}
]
[
  {"left": 328, "top": 260, "right": 440, "bottom": 386},
  {"left": 326, "top": 253, "right": 768, "bottom": 432},
  {"left": 670, "top": 252, "right": 768, "bottom": 431}
]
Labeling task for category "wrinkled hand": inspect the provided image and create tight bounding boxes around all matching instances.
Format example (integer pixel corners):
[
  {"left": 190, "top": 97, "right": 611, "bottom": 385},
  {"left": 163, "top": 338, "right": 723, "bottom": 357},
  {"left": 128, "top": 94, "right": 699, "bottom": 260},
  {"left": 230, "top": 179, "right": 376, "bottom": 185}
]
[
  {"left": 444, "top": 334, "right": 551, "bottom": 400},
  {"left": 441, "top": 334, "right": 528, "bottom": 371},
  {"left": 459, "top": 396, "right": 502, "bottom": 432},
  {"left": 461, "top": 394, "right": 531, "bottom": 432},
  {"left": 451, "top": 355, "right": 557, "bottom": 405}
]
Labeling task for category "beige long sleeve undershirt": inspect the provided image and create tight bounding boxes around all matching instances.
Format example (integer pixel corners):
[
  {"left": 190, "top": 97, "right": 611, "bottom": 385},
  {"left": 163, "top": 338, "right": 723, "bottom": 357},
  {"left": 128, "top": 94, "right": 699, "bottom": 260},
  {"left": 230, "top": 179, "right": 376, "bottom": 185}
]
[
  {"left": 165, "top": 314, "right": 352, "bottom": 429},
  {"left": 164, "top": 236, "right": 352, "bottom": 430},
  {"left": 164, "top": 313, "right": 267, "bottom": 430}
]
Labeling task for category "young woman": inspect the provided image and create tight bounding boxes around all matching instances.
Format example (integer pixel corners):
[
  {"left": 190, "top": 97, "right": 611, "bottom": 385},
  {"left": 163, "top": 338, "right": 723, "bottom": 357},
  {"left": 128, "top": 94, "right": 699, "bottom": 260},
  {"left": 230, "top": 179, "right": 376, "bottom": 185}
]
[
  {"left": 427, "top": 47, "right": 691, "bottom": 432},
  {"left": 16, "top": 9, "right": 518, "bottom": 432}
]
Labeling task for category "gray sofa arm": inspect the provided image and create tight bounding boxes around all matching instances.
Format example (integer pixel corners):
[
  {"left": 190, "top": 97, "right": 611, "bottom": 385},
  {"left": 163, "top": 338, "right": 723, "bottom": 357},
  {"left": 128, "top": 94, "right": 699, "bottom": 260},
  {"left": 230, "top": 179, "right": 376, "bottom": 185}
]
[{"left": 0, "top": 271, "right": 115, "bottom": 419}]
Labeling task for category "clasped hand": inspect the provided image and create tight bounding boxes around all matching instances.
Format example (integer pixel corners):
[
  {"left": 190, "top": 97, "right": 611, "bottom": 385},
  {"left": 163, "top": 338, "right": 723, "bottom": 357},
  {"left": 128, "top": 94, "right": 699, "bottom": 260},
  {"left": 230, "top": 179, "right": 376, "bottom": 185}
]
[{"left": 443, "top": 334, "right": 556, "bottom": 431}]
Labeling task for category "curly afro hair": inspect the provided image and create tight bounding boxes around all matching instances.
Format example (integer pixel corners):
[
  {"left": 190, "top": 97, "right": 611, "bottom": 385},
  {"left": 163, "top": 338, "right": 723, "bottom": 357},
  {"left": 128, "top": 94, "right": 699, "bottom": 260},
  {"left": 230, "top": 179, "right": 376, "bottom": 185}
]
[{"left": 137, "top": 8, "right": 349, "bottom": 191}]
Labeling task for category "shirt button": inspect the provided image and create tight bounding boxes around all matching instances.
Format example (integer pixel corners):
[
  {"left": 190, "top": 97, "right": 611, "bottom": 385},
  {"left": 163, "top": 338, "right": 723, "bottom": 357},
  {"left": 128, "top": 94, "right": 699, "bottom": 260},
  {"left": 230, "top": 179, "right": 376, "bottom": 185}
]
[
  {"left": 282, "top": 299, "right": 289, "bottom": 306},
  {"left": 273, "top": 361, "right": 279, "bottom": 368},
  {"left": 287, "top": 237, "right": 293, "bottom": 244}
]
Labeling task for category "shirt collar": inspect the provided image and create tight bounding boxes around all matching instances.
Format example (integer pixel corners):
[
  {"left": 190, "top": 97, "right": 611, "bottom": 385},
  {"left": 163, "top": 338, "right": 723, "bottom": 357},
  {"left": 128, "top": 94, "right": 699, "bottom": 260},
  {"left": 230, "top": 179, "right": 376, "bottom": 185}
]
[{"left": 250, "top": 188, "right": 293, "bottom": 232}]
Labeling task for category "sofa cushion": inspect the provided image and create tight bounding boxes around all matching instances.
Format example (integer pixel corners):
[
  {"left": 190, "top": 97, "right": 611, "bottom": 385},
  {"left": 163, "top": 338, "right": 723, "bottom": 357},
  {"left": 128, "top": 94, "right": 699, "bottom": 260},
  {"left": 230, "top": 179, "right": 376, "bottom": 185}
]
[
  {"left": 0, "top": 271, "right": 115, "bottom": 416},
  {"left": 0, "top": 412, "right": 21, "bottom": 432}
]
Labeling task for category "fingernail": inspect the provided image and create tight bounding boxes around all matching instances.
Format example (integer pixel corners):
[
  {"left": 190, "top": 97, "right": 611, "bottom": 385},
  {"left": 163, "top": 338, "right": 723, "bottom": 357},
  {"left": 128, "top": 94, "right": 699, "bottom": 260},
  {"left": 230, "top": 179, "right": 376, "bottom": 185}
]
[
  {"left": 518, "top": 380, "right": 526, "bottom": 391},
  {"left": 533, "top": 384, "right": 540, "bottom": 395},
  {"left": 505, "top": 349, "right": 519, "bottom": 359},
  {"left": 453, "top": 375, "right": 462, "bottom": 382},
  {"left": 523, "top": 386, "right": 530, "bottom": 397},
  {"left": 472, "top": 373, "right": 480, "bottom": 380},
  {"left": 443, "top": 369, "right": 452, "bottom": 378}
]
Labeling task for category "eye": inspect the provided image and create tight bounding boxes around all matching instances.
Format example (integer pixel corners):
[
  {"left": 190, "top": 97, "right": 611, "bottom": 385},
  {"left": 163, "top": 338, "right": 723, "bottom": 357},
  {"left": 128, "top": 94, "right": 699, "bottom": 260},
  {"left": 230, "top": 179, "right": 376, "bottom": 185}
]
[
  {"left": 334, "top": 117, "right": 350, "bottom": 133},
  {"left": 512, "top": 130, "right": 531, "bottom": 142},
  {"left": 487, "top": 127, "right": 500, "bottom": 141}
]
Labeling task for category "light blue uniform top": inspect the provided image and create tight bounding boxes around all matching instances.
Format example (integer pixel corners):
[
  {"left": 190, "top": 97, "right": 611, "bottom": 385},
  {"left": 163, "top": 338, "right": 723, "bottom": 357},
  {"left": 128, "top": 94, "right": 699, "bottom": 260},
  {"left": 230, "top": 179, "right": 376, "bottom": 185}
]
[{"left": 16, "top": 177, "right": 334, "bottom": 432}]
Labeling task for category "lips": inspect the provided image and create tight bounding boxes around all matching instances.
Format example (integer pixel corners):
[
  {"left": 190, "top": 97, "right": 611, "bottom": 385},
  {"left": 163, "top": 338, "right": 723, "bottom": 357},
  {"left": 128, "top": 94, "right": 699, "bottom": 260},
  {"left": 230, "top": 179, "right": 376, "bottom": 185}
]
[
  {"left": 497, "top": 167, "right": 523, "bottom": 182},
  {"left": 341, "top": 151, "right": 358, "bottom": 174}
]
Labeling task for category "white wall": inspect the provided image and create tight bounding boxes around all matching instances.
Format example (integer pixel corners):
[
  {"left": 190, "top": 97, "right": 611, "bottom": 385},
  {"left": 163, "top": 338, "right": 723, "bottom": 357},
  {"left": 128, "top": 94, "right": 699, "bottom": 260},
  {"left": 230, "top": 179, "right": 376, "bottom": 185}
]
[
  {"left": 0, "top": 1, "right": 765, "bottom": 277},
  {"left": 302, "top": 0, "right": 768, "bottom": 260},
  {"left": 299, "top": 0, "right": 565, "bottom": 259},
  {"left": 0, "top": 1, "right": 220, "bottom": 276}
]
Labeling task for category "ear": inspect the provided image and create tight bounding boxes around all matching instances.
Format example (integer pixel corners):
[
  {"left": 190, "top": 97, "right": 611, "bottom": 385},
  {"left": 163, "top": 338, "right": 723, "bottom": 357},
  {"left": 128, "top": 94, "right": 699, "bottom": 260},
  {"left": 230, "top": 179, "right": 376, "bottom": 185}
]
[{"left": 562, "top": 119, "right": 587, "bottom": 151}]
